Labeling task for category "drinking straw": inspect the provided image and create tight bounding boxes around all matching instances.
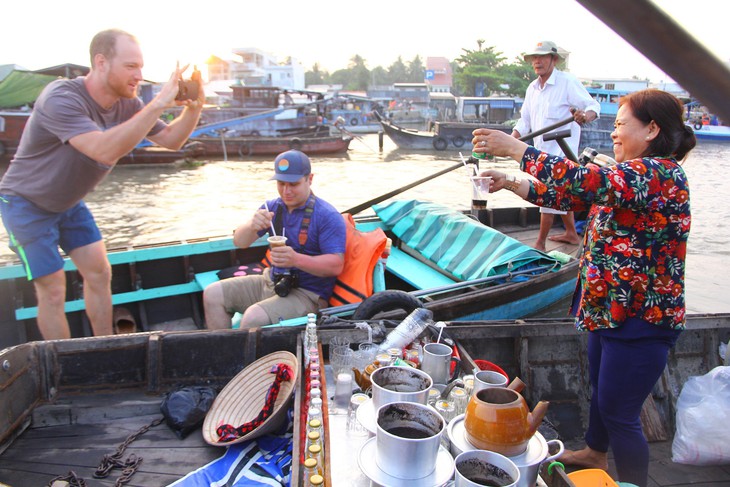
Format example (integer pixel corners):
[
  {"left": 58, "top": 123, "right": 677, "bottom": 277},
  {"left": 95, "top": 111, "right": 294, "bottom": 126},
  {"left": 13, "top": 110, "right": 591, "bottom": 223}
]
[
  {"left": 263, "top": 201, "right": 276, "bottom": 236},
  {"left": 435, "top": 321, "right": 446, "bottom": 343},
  {"left": 459, "top": 152, "right": 480, "bottom": 193},
  {"left": 459, "top": 152, "right": 477, "bottom": 176}
]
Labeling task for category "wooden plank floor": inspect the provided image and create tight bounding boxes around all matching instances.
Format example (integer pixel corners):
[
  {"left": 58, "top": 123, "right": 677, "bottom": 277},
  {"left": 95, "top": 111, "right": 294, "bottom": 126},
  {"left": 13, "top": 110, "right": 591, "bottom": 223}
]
[
  {"left": 2, "top": 391, "right": 729, "bottom": 487},
  {"left": 563, "top": 438, "right": 730, "bottom": 487},
  {"left": 0, "top": 392, "right": 222, "bottom": 487}
]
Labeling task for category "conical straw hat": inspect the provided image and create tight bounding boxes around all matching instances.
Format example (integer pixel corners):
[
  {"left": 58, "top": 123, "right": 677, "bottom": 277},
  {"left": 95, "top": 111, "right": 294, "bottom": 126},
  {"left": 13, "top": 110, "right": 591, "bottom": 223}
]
[{"left": 202, "top": 350, "right": 298, "bottom": 446}]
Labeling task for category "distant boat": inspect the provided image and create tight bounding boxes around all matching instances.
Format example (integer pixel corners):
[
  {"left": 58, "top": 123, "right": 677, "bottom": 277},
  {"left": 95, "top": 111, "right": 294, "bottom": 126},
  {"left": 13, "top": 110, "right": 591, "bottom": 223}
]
[
  {"left": 687, "top": 123, "right": 730, "bottom": 142},
  {"left": 373, "top": 110, "right": 510, "bottom": 150},
  {"left": 0, "top": 110, "right": 30, "bottom": 162},
  {"left": 190, "top": 132, "right": 352, "bottom": 157},
  {"left": 118, "top": 142, "right": 206, "bottom": 165},
  {"left": 0, "top": 110, "right": 204, "bottom": 166}
]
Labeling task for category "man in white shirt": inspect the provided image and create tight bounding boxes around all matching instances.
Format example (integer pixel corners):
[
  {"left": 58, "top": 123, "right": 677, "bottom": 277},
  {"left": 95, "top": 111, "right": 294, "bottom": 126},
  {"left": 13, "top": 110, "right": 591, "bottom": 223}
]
[{"left": 513, "top": 40, "right": 600, "bottom": 251}]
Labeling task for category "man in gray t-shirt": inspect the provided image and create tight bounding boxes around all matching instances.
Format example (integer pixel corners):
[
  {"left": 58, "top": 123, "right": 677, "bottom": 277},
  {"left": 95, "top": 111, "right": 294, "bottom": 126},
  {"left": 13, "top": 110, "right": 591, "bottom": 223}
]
[{"left": 0, "top": 29, "right": 204, "bottom": 340}]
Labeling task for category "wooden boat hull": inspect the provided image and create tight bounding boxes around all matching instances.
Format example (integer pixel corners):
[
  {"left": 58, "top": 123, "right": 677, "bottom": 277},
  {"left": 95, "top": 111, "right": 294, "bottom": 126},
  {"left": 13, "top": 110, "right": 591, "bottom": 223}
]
[
  {"left": 0, "top": 313, "right": 726, "bottom": 486},
  {"left": 0, "top": 205, "right": 579, "bottom": 348},
  {"left": 190, "top": 134, "right": 352, "bottom": 157}
]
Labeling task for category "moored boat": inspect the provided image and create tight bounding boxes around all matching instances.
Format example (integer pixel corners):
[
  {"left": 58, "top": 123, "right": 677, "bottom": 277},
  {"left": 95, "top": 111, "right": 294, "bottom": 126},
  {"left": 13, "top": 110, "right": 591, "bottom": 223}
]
[
  {"left": 686, "top": 123, "right": 730, "bottom": 142},
  {"left": 190, "top": 132, "right": 353, "bottom": 158},
  {"left": 117, "top": 141, "right": 206, "bottom": 165},
  {"left": 373, "top": 110, "right": 511, "bottom": 151},
  {"left": 0, "top": 201, "right": 579, "bottom": 348}
]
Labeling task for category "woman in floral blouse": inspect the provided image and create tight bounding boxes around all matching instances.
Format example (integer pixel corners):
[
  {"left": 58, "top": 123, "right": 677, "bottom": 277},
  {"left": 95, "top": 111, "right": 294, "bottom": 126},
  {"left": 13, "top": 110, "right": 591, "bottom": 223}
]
[{"left": 471, "top": 89, "right": 695, "bottom": 487}]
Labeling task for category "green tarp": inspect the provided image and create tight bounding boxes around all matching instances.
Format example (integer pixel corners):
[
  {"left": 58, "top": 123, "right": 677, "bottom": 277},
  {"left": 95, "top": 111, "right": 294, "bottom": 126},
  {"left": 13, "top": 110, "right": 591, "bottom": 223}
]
[
  {"left": 373, "top": 200, "right": 562, "bottom": 280},
  {"left": 0, "top": 70, "right": 57, "bottom": 108}
]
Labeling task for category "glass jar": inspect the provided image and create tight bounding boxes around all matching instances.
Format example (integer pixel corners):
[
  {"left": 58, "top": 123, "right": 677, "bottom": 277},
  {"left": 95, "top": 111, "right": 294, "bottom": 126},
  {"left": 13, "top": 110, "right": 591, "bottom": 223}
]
[
  {"left": 427, "top": 387, "right": 442, "bottom": 406},
  {"left": 434, "top": 399, "right": 456, "bottom": 424},
  {"left": 306, "top": 473, "right": 325, "bottom": 486},
  {"left": 306, "top": 430, "right": 322, "bottom": 452},
  {"left": 303, "top": 457, "right": 321, "bottom": 478},
  {"left": 448, "top": 386, "right": 468, "bottom": 416}
]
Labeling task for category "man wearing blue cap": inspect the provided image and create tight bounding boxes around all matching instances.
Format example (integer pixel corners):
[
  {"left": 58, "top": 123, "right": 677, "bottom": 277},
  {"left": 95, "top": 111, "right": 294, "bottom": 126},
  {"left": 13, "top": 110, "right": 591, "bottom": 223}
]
[{"left": 203, "top": 150, "right": 346, "bottom": 329}]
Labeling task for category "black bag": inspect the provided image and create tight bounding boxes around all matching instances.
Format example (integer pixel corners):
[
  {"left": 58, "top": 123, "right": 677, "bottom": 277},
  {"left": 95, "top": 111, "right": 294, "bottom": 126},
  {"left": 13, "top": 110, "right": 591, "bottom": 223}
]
[{"left": 160, "top": 386, "right": 216, "bottom": 439}]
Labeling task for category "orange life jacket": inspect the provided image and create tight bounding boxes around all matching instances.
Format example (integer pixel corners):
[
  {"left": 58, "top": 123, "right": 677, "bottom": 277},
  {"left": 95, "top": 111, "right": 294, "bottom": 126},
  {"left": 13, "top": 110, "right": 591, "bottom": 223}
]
[{"left": 328, "top": 213, "right": 388, "bottom": 307}]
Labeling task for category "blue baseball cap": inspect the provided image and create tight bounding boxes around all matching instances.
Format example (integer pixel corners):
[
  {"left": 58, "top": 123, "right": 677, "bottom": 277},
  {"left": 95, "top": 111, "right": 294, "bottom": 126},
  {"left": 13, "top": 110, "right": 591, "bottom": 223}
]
[{"left": 270, "top": 150, "right": 311, "bottom": 183}]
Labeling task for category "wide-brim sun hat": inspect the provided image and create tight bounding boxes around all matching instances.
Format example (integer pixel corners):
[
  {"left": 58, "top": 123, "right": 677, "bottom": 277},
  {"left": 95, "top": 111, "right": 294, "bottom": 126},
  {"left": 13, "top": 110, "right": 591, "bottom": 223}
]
[
  {"left": 523, "top": 40, "right": 564, "bottom": 61},
  {"left": 202, "top": 351, "right": 299, "bottom": 446}
]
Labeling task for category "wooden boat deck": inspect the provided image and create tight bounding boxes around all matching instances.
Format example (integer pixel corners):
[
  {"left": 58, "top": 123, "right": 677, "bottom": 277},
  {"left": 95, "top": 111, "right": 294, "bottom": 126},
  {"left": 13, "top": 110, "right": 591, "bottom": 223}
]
[
  {"left": 0, "top": 391, "right": 219, "bottom": 486},
  {"left": 1, "top": 313, "right": 728, "bottom": 487},
  {"left": 1, "top": 369, "right": 728, "bottom": 486}
]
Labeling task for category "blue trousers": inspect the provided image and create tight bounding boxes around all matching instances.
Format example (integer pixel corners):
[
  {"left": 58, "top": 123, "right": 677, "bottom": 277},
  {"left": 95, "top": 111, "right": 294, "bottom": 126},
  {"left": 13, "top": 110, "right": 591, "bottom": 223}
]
[{"left": 585, "top": 318, "right": 680, "bottom": 487}]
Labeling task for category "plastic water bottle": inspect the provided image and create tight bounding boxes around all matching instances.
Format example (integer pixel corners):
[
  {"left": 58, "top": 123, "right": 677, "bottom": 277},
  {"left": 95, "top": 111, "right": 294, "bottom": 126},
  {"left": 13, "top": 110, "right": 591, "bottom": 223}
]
[{"left": 378, "top": 308, "right": 433, "bottom": 352}]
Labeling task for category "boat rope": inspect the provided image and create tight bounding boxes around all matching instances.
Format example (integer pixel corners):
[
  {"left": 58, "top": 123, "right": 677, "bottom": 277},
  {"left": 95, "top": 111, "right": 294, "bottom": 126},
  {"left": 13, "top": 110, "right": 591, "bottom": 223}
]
[{"left": 93, "top": 416, "right": 165, "bottom": 485}]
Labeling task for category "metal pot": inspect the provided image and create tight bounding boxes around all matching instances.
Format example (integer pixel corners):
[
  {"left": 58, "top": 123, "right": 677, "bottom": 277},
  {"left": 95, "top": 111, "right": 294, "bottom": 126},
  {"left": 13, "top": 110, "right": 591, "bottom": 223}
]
[
  {"left": 375, "top": 401, "right": 445, "bottom": 479},
  {"left": 370, "top": 365, "right": 432, "bottom": 409},
  {"left": 447, "top": 414, "right": 564, "bottom": 487}
]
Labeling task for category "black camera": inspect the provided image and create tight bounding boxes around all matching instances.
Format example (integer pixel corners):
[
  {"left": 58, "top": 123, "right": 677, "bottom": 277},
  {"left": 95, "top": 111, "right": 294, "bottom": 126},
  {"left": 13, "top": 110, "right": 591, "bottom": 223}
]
[
  {"left": 176, "top": 79, "right": 199, "bottom": 101},
  {"left": 273, "top": 272, "right": 299, "bottom": 297}
]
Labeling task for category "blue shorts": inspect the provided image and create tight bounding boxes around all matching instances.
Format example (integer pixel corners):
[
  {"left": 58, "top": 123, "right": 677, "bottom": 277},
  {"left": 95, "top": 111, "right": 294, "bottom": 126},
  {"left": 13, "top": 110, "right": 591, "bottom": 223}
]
[{"left": 0, "top": 194, "right": 102, "bottom": 280}]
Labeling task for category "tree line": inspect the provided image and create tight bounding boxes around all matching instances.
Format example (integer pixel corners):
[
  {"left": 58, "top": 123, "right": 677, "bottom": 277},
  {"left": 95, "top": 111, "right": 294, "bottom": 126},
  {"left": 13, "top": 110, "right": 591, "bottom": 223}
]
[{"left": 304, "top": 40, "right": 537, "bottom": 97}]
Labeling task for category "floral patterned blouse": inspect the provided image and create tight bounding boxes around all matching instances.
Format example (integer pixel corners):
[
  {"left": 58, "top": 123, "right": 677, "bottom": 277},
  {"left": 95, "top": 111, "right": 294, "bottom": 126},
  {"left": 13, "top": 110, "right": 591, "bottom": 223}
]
[{"left": 520, "top": 146, "right": 691, "bottom": 331}]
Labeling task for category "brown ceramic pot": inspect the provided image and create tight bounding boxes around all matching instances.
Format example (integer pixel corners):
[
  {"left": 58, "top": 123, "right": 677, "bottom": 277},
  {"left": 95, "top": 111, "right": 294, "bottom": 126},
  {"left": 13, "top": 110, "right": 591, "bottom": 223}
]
[{"left": 463, "top": 387, "right": 549, "bottom": 457}]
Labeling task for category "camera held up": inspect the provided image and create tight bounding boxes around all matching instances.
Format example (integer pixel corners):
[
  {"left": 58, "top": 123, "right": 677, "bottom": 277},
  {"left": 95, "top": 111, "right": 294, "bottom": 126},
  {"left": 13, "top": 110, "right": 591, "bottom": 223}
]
[
  {"left": 175, "top": 65, "right": 201, "bottom": 101},
  {"left": 176, "top": 80, "right": 199, "bottom": 101}
]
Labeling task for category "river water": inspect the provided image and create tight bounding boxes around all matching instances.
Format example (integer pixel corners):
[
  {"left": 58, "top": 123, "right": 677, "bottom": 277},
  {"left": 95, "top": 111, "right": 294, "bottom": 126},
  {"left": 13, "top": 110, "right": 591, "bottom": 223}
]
[{"left": 1, "top": 134, "right": 728, "bottom": 314}]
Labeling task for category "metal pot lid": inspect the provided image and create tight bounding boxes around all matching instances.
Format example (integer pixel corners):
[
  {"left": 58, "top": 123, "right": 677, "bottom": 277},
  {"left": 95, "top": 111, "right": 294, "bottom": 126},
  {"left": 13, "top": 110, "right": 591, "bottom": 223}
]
[{"left": 447, "top": 414, "right": 548, "bottom": 465}]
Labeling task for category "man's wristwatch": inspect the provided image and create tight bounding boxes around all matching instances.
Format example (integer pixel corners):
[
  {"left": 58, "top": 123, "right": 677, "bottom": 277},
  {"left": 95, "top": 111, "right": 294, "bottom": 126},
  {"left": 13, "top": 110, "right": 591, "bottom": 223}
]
[{"left": 504, "top": 174, "right": 521, "bottom": 192}]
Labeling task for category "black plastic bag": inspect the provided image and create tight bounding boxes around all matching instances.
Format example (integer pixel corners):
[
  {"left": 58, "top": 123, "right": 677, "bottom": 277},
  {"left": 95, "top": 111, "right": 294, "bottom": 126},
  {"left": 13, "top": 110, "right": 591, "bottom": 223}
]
[{"left": 160, "top": 386, "right": 216, "bottom": 439}]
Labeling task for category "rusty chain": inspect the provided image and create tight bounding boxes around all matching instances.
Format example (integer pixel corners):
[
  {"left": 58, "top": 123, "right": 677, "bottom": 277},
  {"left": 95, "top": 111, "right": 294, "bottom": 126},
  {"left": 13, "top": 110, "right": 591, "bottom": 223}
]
[
  {"left": 47, "top": 416, "right": 164, "bottom": 487},
  {"left": 94, "top": 416, "right": 165, "bottom": 485}
]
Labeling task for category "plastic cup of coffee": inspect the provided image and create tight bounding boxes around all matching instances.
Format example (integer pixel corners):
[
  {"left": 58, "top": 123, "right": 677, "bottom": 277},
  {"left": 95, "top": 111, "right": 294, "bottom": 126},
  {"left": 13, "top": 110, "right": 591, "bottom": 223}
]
[
  {"left": 470, "top": 176, "right": 492, "bottom": 210},
  {"left": 267, "top": 235, "right": 287, "bottom": 248}
]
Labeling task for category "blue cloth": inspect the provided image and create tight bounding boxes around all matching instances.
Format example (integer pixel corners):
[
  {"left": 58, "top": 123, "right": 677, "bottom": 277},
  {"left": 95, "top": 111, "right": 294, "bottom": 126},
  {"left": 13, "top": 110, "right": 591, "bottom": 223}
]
[
  {"left": 0, "top": 194, "right": 101, "bottom": 280},
  {"left": 169, "top": 409, "right": 294, "bottom": 487},
  {"left": 373, "top": 200, "right": 561, "bottom": 280},
  {"left": 259, "top": 194, "right": 346, "bottom": 300}
]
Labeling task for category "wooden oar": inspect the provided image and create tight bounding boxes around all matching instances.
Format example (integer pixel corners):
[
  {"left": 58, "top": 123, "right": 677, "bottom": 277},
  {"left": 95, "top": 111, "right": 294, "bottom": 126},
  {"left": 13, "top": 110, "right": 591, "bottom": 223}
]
[
  {"left": 345, "top": 116, "right": 578, "bottom": 215},
  {"left": 516, "top": 115, "right": 576, "bottom": 142},
  {"left": 344, "top": 161, "right": 465, "bottom": 215}
]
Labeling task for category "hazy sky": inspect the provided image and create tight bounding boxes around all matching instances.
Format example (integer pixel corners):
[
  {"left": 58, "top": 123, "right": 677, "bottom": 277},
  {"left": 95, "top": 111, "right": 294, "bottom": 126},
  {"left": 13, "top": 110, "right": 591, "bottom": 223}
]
[{"left": 3, "top": 0, "right": 727, "bottom": 84}]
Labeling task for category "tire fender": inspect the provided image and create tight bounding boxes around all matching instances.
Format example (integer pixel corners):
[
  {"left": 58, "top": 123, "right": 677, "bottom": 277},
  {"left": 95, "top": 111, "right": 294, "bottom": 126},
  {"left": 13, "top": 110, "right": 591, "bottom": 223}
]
[
  {"left": 289, "top": 137, "right": 303, "bottom": 150},
  {"left": 238, "top": 143, "right": 253, "bottom": 157},
  {"left": 433, "top": 137, "right": 448, "bottom": 151},
  {"left": 352, "top": 290, "right": 423, "bottom": 320}
]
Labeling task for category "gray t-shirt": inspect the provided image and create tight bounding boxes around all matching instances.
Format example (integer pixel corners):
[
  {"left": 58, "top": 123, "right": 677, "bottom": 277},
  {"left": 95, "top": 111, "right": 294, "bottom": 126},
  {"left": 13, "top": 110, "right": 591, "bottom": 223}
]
[{"left": 0, "top": 77, "right": 165, "bottom": 212}]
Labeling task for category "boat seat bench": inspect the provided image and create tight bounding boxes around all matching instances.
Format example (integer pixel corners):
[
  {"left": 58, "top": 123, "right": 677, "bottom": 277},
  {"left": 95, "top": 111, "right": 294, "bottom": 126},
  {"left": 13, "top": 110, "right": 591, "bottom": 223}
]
[{"left": 386, "top": 247, "right": 456, "bottom": 289}]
